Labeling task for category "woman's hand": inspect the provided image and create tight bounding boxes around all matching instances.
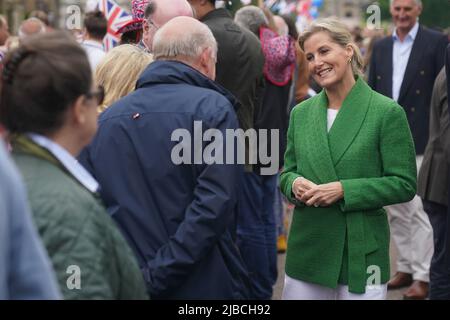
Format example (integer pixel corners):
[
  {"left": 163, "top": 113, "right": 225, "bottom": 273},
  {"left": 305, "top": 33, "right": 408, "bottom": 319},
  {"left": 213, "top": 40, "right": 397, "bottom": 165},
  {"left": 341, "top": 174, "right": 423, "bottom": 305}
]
[
  {"left": 292, "top": 177, "right": 317, "bottom": 200},
  {"left": 300, "top": 182, "right": 344, "bottom": 207}
]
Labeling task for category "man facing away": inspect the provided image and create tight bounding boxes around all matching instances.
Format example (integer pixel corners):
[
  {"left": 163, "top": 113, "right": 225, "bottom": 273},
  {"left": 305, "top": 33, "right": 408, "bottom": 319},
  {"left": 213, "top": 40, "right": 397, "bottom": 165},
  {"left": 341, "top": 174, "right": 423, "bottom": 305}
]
[
  {"left": 81, "top": 10, "right": 107, "bottom": 71},
  {"left": 18, "top": 18, "right": 45, "bottom": 42},
  {"left": 79, "top": 16, "right": 252, "bottom": 299},
  {"left": 368, "top": 0, "right": 448, "bottom": 299}
]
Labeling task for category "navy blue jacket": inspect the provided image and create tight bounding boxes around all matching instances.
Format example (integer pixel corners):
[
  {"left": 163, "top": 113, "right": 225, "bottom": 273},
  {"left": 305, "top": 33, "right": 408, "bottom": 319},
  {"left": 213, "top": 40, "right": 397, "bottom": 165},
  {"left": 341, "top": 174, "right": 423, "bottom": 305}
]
[
  {"left": 80, "top": 61, "right": 252, "bottom": 299},
  {"left": 368, "top": 26, "right": 448, "bottom": 155}
]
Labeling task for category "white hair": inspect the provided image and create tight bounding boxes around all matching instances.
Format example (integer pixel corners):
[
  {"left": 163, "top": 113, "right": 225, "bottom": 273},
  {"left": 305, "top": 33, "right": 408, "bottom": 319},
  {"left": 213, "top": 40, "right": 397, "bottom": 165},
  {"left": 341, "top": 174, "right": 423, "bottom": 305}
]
[
  {"left": 390, "top": 0, "right": 422, "bottom": 6},
  {"left": 152, "top": 20, "right": 217, "bottom": 63},
  {"left": 234, "top": 5, "right": 268, "bottom": 36},
  {"left": 18, "top": 18, "right": 45, "bottom": 40}
]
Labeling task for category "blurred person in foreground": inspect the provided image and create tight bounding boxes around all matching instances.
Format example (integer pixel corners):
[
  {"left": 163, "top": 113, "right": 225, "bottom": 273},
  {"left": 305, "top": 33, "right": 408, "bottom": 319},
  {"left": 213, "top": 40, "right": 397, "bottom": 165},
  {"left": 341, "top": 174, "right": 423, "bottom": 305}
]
[{"left": 0, "top": 142, "right": 60, "bottom": 300}]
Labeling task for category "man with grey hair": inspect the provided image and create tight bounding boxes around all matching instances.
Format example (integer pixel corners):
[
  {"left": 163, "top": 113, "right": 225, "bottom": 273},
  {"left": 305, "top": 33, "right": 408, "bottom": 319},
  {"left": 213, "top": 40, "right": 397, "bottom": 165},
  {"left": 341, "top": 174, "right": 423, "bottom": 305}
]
[
  {"left": 80, "top": 16, "right": 252, "bottom": 299},
  {"left": 18, "top": 18, "right": 45, "bottom": 41},
  {"left": 140, "top": 0, "right": 194, "bottom": 52},
  {"left": 369, "top": 0, "right": 448, "bottom": 299},
  {"left": 234, "top": 5, "right": 268, "bottom": 36}
]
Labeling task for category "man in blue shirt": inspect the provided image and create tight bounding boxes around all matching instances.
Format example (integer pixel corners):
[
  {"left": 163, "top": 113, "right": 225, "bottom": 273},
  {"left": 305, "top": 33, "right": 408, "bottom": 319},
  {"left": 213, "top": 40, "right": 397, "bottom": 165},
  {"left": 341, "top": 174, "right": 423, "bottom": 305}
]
[{"left": 0, "top": 142, "right": 60, "bottom": 300}]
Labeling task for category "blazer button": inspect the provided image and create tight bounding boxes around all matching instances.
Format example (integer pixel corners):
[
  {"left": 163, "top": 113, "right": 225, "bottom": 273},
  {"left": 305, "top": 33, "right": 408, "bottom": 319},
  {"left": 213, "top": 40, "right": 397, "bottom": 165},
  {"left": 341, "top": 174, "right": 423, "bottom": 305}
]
[
  {"left": 420, "top": 70, "right": 425, "bottom": 75},
  {"left": 416, "top": 90, "right": 421, "bottom": 95},
  {"left": 377, "top": 76, "right": 381, "bottom": 80},
  {"left": 411, "top": 107, "right": 416, "bottom": 112}
]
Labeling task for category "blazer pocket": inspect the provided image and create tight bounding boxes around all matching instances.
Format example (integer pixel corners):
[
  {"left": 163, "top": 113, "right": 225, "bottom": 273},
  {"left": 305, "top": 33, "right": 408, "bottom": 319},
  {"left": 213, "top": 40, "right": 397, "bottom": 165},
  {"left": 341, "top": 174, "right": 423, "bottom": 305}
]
[{"left": 363, "top": 215, "right": 380, "bottom": 254}]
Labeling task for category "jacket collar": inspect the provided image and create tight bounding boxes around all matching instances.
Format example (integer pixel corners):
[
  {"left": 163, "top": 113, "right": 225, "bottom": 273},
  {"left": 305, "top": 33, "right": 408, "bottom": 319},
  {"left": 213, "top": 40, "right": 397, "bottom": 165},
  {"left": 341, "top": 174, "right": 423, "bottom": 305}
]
[
  {"left": 11, "top": 135, "right": 100, "bottom": 196},
  {"left": 306, "top": 77, "right": 371, "bottom": 183},
  {"left": 136, "top": 60, "right": 240, "bottom": 111},
  {"left": 200, "top": 8, "right": 232, "bottom": 22},
  {"left": 392, "top": 22, "right": 419, "bottom": 42}
]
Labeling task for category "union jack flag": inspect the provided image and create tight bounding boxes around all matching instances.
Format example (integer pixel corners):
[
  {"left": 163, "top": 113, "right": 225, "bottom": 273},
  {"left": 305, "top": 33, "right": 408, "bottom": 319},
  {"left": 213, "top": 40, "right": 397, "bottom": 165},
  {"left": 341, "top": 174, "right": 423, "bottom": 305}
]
[{"left": 97, "top": 0, "right": 133, "bottom": 51}]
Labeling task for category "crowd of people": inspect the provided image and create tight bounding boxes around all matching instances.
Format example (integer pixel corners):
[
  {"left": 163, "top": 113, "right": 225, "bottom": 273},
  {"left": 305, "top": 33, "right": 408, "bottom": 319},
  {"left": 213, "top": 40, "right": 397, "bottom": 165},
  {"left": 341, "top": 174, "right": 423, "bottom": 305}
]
[{"left": 0, "top": 0, "right": 449, "bottom": 300}]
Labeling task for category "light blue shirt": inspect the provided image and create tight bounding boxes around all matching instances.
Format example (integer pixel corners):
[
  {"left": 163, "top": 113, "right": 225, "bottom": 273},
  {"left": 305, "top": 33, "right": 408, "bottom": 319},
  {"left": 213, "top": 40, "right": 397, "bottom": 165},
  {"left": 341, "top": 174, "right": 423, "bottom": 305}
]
[
  {"left": 392, "top": 22, "right": 419, "bottom": 102},
  {"left": 28, "top": 134, "right": 99, "bottom": 193},
  {"left": 0, "top": 142, "right": 61, "bottom": 300},
  {"left": 81, "top": 39, "right": 106, "bottom": 71}
]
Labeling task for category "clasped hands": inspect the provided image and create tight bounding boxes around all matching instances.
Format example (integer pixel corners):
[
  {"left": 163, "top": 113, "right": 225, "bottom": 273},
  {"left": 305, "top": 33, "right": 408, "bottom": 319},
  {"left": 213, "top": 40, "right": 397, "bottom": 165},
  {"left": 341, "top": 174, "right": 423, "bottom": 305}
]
[{"left": 292, "top": 177, "right": 344, "bottom": 207}]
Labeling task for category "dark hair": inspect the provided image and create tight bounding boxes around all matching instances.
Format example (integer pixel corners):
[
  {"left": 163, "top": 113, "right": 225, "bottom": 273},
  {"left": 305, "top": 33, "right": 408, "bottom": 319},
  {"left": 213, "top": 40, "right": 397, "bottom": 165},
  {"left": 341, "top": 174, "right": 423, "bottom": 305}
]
[
  {"left": 144, "top": 2, "right": 156, "bottom": 19},
  {"left": 0, "top": 31, "right": 92, "bottom": 135},
  {"left": 84, "top": 10, "right": 107, "bottom": 40},
  {"left": 281, "top": 14, "right": 299, "bottom": 40}
]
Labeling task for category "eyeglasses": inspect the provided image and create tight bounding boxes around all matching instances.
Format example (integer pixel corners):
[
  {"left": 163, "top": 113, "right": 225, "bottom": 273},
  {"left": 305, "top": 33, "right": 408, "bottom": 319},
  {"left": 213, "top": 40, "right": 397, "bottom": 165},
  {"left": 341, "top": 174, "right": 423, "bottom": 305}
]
[
  {"left": 86, "top": 85, "right": 105, "bottom": 106},
  {"left": 146, "top": 18, "right": 160, "bottom": 30}
]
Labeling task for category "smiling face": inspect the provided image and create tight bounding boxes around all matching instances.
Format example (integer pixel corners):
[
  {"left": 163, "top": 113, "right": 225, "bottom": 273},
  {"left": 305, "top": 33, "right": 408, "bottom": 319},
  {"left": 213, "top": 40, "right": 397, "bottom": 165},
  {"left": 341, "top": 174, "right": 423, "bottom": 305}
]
[
  {"left": 304, "top": 31, "right": 354, "bottom": 90},
  {"left": 390, "top": 0, "right": 422, "bottom": 35}
]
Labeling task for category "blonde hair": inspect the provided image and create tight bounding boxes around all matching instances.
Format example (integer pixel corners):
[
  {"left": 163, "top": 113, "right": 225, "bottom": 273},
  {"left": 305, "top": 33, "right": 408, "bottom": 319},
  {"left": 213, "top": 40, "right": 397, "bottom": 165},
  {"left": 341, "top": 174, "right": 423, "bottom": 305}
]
[
  {"left": 299, "top": 18, "right": 364, "bottom": 77},
  {"left": 94, "top": 44, "right": 153, "bottom": 112}
]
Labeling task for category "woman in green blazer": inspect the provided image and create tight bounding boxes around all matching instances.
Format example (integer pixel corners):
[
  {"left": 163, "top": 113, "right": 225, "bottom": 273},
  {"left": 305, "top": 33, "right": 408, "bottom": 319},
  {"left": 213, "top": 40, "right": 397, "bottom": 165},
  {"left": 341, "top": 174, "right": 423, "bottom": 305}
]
[{"left": 280, "top": 18, "right": 417, "bottom": 300}]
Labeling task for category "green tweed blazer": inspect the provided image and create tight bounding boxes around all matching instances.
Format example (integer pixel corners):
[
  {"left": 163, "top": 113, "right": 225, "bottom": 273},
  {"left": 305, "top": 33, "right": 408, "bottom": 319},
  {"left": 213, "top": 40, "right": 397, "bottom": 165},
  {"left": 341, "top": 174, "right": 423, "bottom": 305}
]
[{"left": 280, "top": 77, "right": 417, "bottom": 294}]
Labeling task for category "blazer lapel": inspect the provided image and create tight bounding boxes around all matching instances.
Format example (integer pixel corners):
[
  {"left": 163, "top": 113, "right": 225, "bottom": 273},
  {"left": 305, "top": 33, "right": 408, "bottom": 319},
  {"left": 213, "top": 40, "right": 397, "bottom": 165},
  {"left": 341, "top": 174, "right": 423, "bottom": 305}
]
[
  {"left": 304, "top": 92, "right": 338, "bottom": 184},
  {"left": 328, "top": 78, "right": 371, "bottom": 166},
  {"left": 398, "top": 26, "right": 426, "bottom": 102}
]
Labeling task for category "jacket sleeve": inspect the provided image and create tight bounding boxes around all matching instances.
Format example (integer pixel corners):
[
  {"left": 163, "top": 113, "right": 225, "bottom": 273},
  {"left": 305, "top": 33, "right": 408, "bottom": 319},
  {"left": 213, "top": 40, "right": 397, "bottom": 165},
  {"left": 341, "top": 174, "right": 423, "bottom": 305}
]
[
  {"left": 5, "top": 157, "right": 61, "bottom": 300},
  {"left": 339, "top": 104, "right": 417, "bottom": 212},
  {"left": 144, "top": 104, "right": 242, "bottom": 298},
  {"left": 280, "top": 108, "right": 303, "bottom": 207}
]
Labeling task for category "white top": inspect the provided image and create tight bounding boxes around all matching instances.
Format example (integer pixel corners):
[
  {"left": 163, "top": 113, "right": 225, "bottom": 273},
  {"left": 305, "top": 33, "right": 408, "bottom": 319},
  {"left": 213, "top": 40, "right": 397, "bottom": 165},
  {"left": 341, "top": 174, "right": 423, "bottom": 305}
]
[
  {"left": 81, "top": 39, "right": 106, "bottom": 72},
  {"left": 327, "top": 108, "right": 339, "bottom": 132},
  {"left": 392, "top": 22, "right": 419, "bottom": 102},
  {"left": 28, "top": 133, "right": 99, "bottom": 193}
]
